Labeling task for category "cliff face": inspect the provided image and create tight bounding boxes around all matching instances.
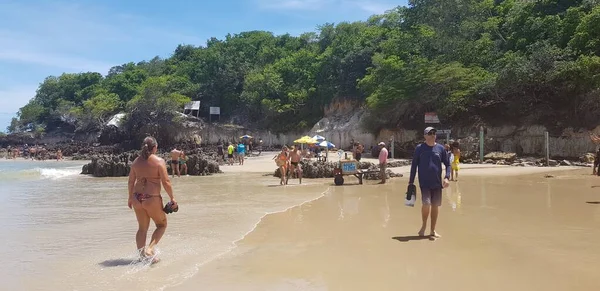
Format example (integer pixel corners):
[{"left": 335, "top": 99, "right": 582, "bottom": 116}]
[{"left": 306, "top": 100, "right": 599, "bottom": 158}]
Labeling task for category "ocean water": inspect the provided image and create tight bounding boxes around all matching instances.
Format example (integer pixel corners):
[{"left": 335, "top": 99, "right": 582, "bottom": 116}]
[{"left": 0, "top": 159, "right": 329, "bottom": 291}]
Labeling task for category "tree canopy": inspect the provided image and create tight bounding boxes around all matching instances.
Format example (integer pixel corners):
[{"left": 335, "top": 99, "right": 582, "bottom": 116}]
[{"left": 9, "top": 0, "right": 600, "bottom": 136}]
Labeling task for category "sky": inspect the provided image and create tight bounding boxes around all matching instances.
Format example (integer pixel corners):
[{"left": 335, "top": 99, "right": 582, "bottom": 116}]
[{"left": 0, "top": 0, "right": 407, "bottom": 132}]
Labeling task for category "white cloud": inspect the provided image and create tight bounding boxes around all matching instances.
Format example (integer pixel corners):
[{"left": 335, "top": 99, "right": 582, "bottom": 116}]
[
  {"left": 259, "top": 0, "right": 328, "bottom": 10},
  {"left": 0, "top": 1, "right": 202, "bottom": 73},
  {"left": 0, "top": 0, "right": 204, "bottom": 130},
  {"left": 353, "top": 1, "right": 395, "bottom": 14},
  {"left": 0, "top": 49, "right": 113, "bottom": 74},
  {"left": 0, "top": 86, "right": 37, "bottom": 114}
]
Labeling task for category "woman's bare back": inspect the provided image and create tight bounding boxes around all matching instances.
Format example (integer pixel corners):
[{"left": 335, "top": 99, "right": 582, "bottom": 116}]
[{"left": 131, "top": 155, "right": 166, "bottom": 195}]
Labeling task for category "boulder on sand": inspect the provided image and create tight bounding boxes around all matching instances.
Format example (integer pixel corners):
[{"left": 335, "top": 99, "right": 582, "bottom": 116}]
[{"left": 484, "top": 152, "right": 517, "bottom": 162}]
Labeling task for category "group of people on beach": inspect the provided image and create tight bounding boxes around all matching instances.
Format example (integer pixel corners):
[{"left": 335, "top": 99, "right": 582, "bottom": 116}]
[
  {"left": 215, "top": 138, "right": 264, "bottom": 166},
  {"left": 168, "top": 148, "right": 188, "bottom": 177},
  {"left": 127, "top": 128, "right": 600, "bottom": 261},
  {"left": 274, "top": 145, "right": 304, "bottom": 185},
  {"left": 1, "top": 144, "right": 62, "bottom": 161}
]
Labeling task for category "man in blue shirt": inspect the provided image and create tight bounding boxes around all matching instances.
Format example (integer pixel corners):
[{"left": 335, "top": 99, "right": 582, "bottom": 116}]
[{"left": 409, "top": 127, "right": 451, "bottom": 238}]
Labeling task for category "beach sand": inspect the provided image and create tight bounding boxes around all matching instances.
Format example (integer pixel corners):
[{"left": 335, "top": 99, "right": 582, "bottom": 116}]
[{"left": 170, "top": 154, "right": 600, "bottom": 291}]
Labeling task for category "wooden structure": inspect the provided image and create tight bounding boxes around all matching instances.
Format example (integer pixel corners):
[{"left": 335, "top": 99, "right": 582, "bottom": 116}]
[{"left": 333, "top": 160, "right": 378, "bottom": 185}]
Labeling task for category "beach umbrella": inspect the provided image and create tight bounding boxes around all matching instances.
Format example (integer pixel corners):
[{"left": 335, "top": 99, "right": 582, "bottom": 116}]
[
  {"left": 294, "top": 136, "right": 318, "bottom": 144},
  {"left": 240, "top": 135, "right": 253, "bottom": 139},
  {"left": 312, "top": 135, "right": 326, "bottom": 142},
  {"left": 319, "top": 140, "right": 335, "bottom": 149}
]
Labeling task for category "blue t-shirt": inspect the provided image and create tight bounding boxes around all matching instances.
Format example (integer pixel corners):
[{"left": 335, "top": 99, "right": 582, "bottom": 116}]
[
  {"left": 237, "top": 144, "right": 246, "bottom": 154},
  {"left": 409, "top": 143, "right": 451, "bottom": 189}
]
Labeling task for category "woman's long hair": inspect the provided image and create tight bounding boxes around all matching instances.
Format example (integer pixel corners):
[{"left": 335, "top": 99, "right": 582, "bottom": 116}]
[{"left": 140, "top": 136, "right": 157, "bottom": 160}]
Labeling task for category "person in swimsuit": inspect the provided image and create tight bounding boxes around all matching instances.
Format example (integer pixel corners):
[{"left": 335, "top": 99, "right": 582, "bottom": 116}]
[
  {"left": 170, "top": 148, "right": 182, "bottom": 177},
  {"left": 179, "top": 151, "right": 188, "bottom": 176},
  {"left": 274, "top": 146, "right": 290, "bottom": 185},
  {"left": 289, "top": 146, "right": 302, "bottom": 184},
  {"left": 128, "top": 136, "right": 177, "bottom": 262},
  {"left": 450, "top": 142, "right": 461, "bottom": 181}
]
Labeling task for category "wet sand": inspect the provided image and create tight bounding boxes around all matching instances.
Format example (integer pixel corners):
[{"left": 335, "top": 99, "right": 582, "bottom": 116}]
[{"left": 171, "top": 162, "right": 600, "bottom": 291}]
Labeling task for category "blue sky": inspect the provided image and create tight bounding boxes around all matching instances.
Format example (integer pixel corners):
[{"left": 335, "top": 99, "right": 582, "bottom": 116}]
[{"left": 0, "top": 0, "right": 407, "bottom": 132}]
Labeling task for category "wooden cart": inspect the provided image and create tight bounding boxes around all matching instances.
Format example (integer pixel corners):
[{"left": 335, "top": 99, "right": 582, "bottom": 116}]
[{"left": 333, "top": 160, "right": 379, "bottom": 185}]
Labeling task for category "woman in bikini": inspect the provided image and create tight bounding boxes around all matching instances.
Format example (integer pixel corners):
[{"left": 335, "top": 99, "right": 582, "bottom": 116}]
[
  {"left": 274, "top": 146, "right": 290, "bottom": 185},
  {"left": 128, "top": 136, "right": 177, "bottom": 262}
]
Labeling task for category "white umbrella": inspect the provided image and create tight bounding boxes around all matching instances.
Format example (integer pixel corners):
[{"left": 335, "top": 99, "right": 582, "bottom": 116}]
[
  {"left": 319, "top": 140, "right": 335, "bottom": 149},
  {"left": 312, "top": 135, "right": 326, "bottom": 142}
]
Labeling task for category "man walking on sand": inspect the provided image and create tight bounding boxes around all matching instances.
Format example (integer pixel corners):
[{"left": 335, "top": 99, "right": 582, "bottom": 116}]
[
  {"left": 378, "top": 142, "right": 388, "bottom": 184},
  {"left": 409, "top": 127, "right": 450, "bottom": 238}
]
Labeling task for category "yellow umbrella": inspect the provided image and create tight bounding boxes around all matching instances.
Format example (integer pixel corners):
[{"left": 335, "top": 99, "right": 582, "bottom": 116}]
[{"left": 294, "top": 136, "right": 318, "bottom": 144}]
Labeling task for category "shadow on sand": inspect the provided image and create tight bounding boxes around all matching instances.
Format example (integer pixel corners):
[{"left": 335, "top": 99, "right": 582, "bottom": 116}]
[
  {"left": 392, "top": 235, "right": 433, "bottom": 242},
  {"left": 585, "top": 201, "right": 600, "bottom": 205},
  {"left": 98, "top": 258, "right": 138, "bottom": 267}
]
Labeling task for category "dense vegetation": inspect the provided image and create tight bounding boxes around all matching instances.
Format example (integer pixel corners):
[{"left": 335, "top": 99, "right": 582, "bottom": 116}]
[{"left": 8, "top": 0, "right": 600, "bottom": 138}]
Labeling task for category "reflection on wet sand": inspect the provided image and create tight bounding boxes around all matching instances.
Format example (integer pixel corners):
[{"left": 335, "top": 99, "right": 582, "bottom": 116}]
[{"left": 172, "top": 169, "right": 600, "bottom": 291}]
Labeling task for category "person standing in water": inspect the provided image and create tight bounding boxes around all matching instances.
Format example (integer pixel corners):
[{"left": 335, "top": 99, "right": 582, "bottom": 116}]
[
  {"left": 378, "top": 142, "right": 388, "bottom": 184},
  {"left": 289, "top": 146, "right": 303, "bottom": 184},
  {"left": 409, "top": 127, "right": 450, "bottom": 238},
  {"left": 170, "top": 148, "right": 182, "bottom": 177},
  {"left": 179, "top": 151, "right": 188, "bottom": 176},
  {"left": 128, "top": 136, "right": 177, "bottom": 262},
  {"left": 274, "top": 146, "right": 290, "bottom": 185}
]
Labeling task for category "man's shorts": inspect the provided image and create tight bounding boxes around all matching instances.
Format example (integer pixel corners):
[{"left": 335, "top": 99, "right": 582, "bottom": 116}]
[
  {"left": 421, "top": 188, "right": 442, "bottom": 206},
  {"left": 228, "top": 154, "right": 233, "bottom": 159}
]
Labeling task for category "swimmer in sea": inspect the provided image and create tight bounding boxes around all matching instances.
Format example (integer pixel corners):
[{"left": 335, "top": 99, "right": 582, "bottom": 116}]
[{"left": 128, "top": 136, "right": 177, "bottom": 263}]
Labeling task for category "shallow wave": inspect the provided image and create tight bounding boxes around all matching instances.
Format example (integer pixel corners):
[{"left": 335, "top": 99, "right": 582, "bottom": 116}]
[
  {"left": 0, "top": 166, "right": 81, "bottom": 181},
  {"left": 163, "top": 186, "right": 332, "bottom": 291}
]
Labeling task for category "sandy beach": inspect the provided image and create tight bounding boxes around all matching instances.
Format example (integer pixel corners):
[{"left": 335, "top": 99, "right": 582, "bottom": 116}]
[
  {"left": 2, "top": 152, "right": 598, "bottom": 291},
  {"left": 169, "top": 153, "right": 599, "bottom": 291}
]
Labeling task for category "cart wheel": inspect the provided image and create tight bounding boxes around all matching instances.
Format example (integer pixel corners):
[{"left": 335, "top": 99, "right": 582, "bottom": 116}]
[{"left": 334, "top": 175, "right": 344, "bottom": 186}]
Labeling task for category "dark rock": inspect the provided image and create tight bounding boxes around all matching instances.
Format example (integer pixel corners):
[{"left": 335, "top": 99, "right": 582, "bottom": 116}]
[
  {"left": 580, "top": 153, "right": 595, "bottom": 163},
  {"left": 484, "top": 152, "right": 517, "bottom": 162},
  {"left": 81, "top": 151, "right": 221, "bottom": 177}
]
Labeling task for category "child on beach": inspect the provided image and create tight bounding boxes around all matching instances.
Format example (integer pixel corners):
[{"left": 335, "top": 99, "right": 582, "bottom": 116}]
[{"left": 450, "top": 141, "right": 461, "bottom": 181}]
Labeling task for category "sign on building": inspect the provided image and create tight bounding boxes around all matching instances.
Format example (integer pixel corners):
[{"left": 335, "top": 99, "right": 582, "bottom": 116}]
[{"left": 424, "top": 112, "right": 440, "bottom": 124}]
